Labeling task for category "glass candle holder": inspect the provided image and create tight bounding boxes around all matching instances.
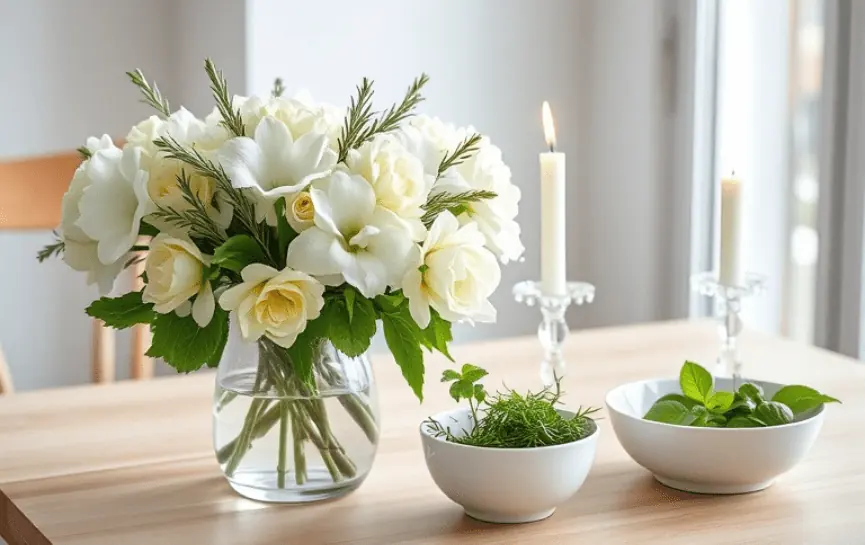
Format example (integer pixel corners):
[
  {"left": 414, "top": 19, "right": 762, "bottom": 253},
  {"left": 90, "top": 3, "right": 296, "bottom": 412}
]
[
  {"left": 690, "top": 272, "right": 767, "bottom": 389},
  {"left": 513, "top": 281, "right": 596, "bottom": 387}
]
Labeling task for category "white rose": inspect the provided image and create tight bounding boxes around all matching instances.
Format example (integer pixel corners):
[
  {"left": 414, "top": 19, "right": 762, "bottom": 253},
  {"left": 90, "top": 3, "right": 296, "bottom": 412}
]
[
  {"left": 217, "top": 116, "right": 336, "bottom": 226},
  {"left": 218, "top": 264, "right": 325, "bottom": 348},
  {"left": 346, "top": 135, "right": 431, "bottom": 240},
  {"left": 285, "top": 171, "right": 416, "bottom": 298},
  {"left": 402, "top": 211, "right": 500, "bottom": 328},
  {"left": 142, "top": 234, "right": 215, "bottom": 327},
  {"left": 59, "top": 137, "right": 127, "bottom": 294},
  {"left": 286, "top": 190, "right": 315, "bottom": 232},
  {"left": 74, "top": 145, "right": 154, "bottom": 266}
]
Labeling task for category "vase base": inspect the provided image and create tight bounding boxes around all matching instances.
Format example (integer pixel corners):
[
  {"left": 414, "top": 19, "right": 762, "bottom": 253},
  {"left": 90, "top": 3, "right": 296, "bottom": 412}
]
[
  {"left": 227, "top": 469, "right": 365, "bottom": 504},
  {"left": 654, "top": 475, "right": 775, "bottom": 495},
  {"left": 464, "top": 507, "right": 556, "bottom": 524}
]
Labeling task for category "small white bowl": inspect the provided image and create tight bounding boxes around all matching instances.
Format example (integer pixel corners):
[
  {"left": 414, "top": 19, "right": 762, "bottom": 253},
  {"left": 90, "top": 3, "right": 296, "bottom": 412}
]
[
  {"left": 606, "top": 377, "right": 825, "bottom": 494},
  {"left": 420, "top": 407, "right": 598, "bottom": 523}
]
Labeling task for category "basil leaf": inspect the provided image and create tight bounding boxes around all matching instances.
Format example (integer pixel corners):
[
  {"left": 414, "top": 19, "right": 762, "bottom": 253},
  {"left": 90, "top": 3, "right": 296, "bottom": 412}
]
[
  {"left": 644, "top": 400, "right": 691, "bottom": 424},
  {"left": 738, "top": 383, "right": 765, "bottom": 405},
  {"left": 706, "top": 391, "right": 735, "bottom": 413},
  {"left": 754, "top": 401, "right": 794, "bottom": 426},
  {"left": 726, "top": 415, "right": 764, "bottom": 428},
  {"left": 771, "top": 385, "right": 841, "bottom": 415},
  {"left": 680, "top": 361, "right": 714, "bottom": 403},
  {"left": 656, "top": 393, "right": 700, "bottom": 410}
]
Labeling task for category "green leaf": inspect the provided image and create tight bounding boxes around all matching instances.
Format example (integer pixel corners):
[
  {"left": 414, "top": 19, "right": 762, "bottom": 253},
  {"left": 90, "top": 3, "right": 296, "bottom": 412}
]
[
  {"left": 754, "top": 401, "right": 794, "bottom": 426},
  {"left": 382, "top": 310, "right": 425, "bottom": 401},
  {"left": 728, "top": 393, "right": 756, "bottom": 414},
  {"left": 460, "top": 363, "right": 488, "bottom": 383},
  {"left": 86, "top": 292, "right": 156, "bottom": 329},
  {"left": 738, "top": 383, "right": 765, "bottom": 405},
  {"left": 206, "top": 327, "right": 228, "bottom": 369},
  {"left": 147, "top": 307, "right": 229, "bottom": 373},
  {"left": 448, "top": 381, "right": 464, "bottom": 402},
  {"left": 211, "top": 235, "right": 268, "bottom": 273},
  {"left": 680, "top": 361, "right": 714, "bottom": 403},
  {"left": 644, "top": 400, "right": 691, "bottom": 424},
  {"left": 138, "top": 221, "right": 159, "bottom": 237},
  {"left": 422, "top": 310, "right": 454, "bottom": 361},
  {"left": 726, "top": 416, "right": 764, "bottom": 428},
  {"left": 771, "top": 385, "right": 841, "bottom": 414},
  {"left": 344, "top": 286, "right": 357, "bottom": 323},
  {"left": 441, "top": 369, "right": 460, "bottom": 382},
  {"left": 374, "top": 292, "right": 406, "bottom": 313},
  {"left": 706, "top": 391, "right": 735, "bottom": 413},
  {"left": 273, "top": 197, "right": 297, "bottom": 261},
  {"left": 687, "top": 404, "right": 710, "bottom": 426},
  {"left": 283, "top": 318, "right": 326, "bottom": 389},
  {"left": 322, "top": 297, "right": 377, "bottom": 357},
  {"left": 473, "top": 384, "right": 487, "bottom": 404},
  {"left": 656, "top": 393, "right": 700, "bottom": 410}
]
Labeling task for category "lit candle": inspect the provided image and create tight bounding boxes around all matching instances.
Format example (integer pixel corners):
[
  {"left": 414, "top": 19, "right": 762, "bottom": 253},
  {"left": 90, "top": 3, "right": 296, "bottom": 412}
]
[
  {"left": 719, "top": 172, "right": 744, "bottom": 286},
  {"left": 540, "top": 101, "right": 566, "bottom": 295}
]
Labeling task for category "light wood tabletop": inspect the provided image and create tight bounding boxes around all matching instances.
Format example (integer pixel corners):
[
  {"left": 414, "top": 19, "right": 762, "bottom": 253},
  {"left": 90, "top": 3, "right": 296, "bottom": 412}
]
[{"left": 1, "top": 320, "right": 863, "bottom": 544}]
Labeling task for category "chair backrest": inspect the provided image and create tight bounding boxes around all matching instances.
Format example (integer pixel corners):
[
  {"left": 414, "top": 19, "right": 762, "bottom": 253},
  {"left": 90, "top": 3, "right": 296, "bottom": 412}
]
[{"left": 0, "top": 148, "right": 152, "bottom": 394}]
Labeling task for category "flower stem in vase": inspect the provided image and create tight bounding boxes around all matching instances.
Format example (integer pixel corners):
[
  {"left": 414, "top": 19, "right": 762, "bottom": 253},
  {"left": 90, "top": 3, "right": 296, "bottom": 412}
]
[
  {"left": 277, "top": 402, "right": 289, "bottom": 488},
  {"left": 291, "top": 406, "right": 307, "bottom": 485}
]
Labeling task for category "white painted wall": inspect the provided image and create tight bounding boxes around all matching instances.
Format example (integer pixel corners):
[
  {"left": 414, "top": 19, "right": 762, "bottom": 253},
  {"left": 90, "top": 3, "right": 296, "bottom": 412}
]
[{"left": 1, "top": 0, "right": 680, "bottom": 391}]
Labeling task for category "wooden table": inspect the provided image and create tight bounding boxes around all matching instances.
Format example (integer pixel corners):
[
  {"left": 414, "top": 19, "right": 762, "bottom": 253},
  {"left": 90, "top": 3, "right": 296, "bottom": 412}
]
[{"left": 1, "top": 321, "right": 863, "bottom": 544}]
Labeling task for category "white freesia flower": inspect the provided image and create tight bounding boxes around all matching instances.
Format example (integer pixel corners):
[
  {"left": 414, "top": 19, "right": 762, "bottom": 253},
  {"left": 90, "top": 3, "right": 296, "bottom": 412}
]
[
  {"left": 286, "top": 190, "right": 316, "bottom": 232},
  {"left": 402, "top": 211, "right": 500, "bottom": 328},
  {"left": 438, "top": 137, "right": 524, "bottom": 263},
  {"left": 218, "top": 115, "right": 336, "bottom": 225},
  {"left": 285, "top": 171, "right": 416, "bottom": 297},
  {"left": 397, "top": 115, "right": 464, "bottom": 178},
  {"left": 218, "top": 264, "right": 325, "bottom": 348},
  {"left": 59, "top": 135, "right": 126, "bottom": 294},
  {"left": 345, "top": 134, "right": 431, "bottom": 240},
  {"left": 142, "top": 234, "right": 215, "bottom": 327},
  {"left": 74, "top": 145, "right": 153, "bottom": 266}
]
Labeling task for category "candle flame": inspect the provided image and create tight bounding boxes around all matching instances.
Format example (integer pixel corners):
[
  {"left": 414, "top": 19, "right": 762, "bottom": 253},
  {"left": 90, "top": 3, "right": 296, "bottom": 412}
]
[{"left": 542, "top": 101, "right": 556, "bottom": 151}]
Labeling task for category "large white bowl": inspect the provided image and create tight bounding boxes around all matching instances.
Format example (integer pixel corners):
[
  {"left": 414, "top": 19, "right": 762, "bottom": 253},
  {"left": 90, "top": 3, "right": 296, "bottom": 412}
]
[
  {"left": 606, "top": 377, "right": 825, "bottom": 494},
  {"left": 420, "top": 407, "right": 598, "bottom": 523}
]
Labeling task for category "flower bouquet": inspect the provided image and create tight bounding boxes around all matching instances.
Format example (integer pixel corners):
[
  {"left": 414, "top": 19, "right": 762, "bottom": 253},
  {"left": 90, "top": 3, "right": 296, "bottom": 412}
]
[{"left": 39, "top": 60, "right": 523, "bottom": 502}]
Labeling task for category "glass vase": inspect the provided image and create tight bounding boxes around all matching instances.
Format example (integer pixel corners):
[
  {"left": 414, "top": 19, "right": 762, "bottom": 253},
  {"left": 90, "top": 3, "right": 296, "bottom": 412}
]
[{"left": 212, "top": 322, "right": 380, "bottom": 503}]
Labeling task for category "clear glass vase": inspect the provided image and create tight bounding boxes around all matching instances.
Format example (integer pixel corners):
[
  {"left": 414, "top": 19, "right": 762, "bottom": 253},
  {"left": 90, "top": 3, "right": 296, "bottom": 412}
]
[{"left": 212, "top": 322, "right": 380, "bottom": 503}]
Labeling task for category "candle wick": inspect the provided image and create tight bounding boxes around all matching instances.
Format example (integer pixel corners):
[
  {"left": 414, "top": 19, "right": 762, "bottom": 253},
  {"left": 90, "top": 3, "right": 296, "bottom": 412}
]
[{"left": 549, "top": 143, "right": 555, "bottom": 153}]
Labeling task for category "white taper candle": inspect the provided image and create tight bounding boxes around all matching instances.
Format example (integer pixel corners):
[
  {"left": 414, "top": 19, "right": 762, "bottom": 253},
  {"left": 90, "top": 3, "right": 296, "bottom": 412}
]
[
  {"left": 719, "top": 173, "right": 744, "bottom": 286},
  {"left": 540, "top": 101, "right": 566, "bottom": 295}
]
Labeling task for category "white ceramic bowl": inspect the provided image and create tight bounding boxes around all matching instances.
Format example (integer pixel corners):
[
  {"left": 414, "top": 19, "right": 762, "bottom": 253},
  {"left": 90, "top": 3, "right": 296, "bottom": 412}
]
[
  {"left": 606, "top": 377, "right": 825, "bottom": 494},
  {"left": 420, "top": 407, "right": 598, "bottom": 524}
]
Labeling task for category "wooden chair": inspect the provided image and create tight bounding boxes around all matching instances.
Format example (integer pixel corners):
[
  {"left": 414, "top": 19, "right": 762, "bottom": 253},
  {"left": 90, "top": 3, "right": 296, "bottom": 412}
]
[{"left": 0, "top": 148, "right": 152, "bottom": 394}]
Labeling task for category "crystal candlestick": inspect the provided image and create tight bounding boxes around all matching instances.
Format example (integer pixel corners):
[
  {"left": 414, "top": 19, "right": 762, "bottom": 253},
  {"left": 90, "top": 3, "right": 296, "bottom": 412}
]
[
  {"left": 513, "top": 281, "right": 596, "bottom": 387},
  {"left": 690, "top": 272, "right": 767, "bottom": 389}
]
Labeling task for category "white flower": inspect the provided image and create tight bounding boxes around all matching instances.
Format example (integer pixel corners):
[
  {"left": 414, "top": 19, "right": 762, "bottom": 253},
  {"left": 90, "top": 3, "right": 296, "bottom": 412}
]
[
  {"left": 142, "top": 234, "right": 215, "bottom": 327},
  {"left": 397, "top": 115, "right": 465, "bottom": 178},
  {"left": 286, "top": 190, "right": 315, "bottom": 232},
  {"left": 345, "top": 134, "right": 431, "bottom": 240},
  {"left": 218, "top": 116, "right": 336, "bottom": 225},
  {"left": 218, "top": 264, "right": 325, "bottom": 348},
  {"left": 402, "top": 211, "right": 500, "bottom": 328},
  {"left": 285, "top": 171, "right": 416, "bottom": 298},
  {"left": 59, "top": 135, "right": 127, "bottom": 294},
  {"left": 74, "top": 145, "right": 153, "bottom": 266},
  {"left": 438, "top": 137, "right": 524, "bottom": 263}
]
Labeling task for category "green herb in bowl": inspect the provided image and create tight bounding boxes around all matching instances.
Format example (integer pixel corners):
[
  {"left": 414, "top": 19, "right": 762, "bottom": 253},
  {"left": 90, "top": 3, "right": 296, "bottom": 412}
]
[{"left": 643, "top": 361, "right": 840, "bottom": 428}]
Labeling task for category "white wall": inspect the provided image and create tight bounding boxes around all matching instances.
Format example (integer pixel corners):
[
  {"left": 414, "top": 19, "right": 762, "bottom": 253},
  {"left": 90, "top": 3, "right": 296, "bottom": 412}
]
[{"left": 1, "top": 0, "right": 681, "bottom": 391}]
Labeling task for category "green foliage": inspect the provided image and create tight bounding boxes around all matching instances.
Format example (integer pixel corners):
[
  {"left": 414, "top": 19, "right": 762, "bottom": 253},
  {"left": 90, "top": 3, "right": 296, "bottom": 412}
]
[
  {"left": 37, "top": 232, "right": 65, "bottom": 262},
  {"left": 149, "top": 170, "right": 227, "bottom": 249},
  {"left": 272, "top": 197, "right": 297, "bottom": 262},
  {"left": 337, "top": 74, "right": 429, "bottom": 162},
  {"left": 643, "top": 361, "right": 840, "bottom": 428},
  {"left": 147, "top": 307, "right": 229, "bottom": 373},
  {"left": 77, "top": 146, "right": 92, "bottom": 160},
  {"left": 421, "top": 309, "right": 454, "bottom": 361},
  {"left": 321, "top": 292, "right": 377, "bottom": 358},
  {"left": 211, "top": 235, "right": 268, "bottom": 273},
  {"left": 85, "top": 291, "right": 155, "bottom": 329},
  {"left": 204, "top": 58, "right": 244, "bottom": 137},
  {"left": 430, "top": 364, "right": 598, "bottom": 448},
  {"left": 381, "top": 305, "right": 426, "bottom": 402},
  {"left": 420, "top": 189, "right": 497, "bottom": 227},
  {"left": 126, "top": 68, "right": 171, "bottom": 118}
]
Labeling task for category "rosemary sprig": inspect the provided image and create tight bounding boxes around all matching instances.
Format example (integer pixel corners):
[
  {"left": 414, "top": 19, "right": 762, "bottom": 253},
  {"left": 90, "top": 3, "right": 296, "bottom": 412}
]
[
  {"left": 37, "top": 233, "right": 65, "bottom": 262},
  {"left": 272, "top": 77, "right": 286, "bottom": 98},
  {"left": 126, "top": 69, "right": 171, "bottom": 118},
  {"left": 337, "top": 73, "right": 429, "bottom": 162},
  {"left": 420, "top": 189, "right": 497, "bottom": 227},
  {"left": 437, "top": 133, "right": 482, "bottom": 177},
  {"left": 149, "top": 170, "right": 227, "bottom": 249},
  {"left": 204, "top": 58, "right": 245, "bottom": 137}
]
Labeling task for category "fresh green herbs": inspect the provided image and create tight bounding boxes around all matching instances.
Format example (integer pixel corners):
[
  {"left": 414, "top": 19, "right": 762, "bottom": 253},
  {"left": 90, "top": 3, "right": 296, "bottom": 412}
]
[
  {"left": 204, "top": 58, "right": 245, "bottom": 137},
  {"left": 437, "top": 133, "right": 482, "bottom": 177},
  {"left": 420, "top": 189, "right": 497, "bottom": 227},
  {"left": 126, "top": 68, "right": 171, "bottom": 118},
  {"left": 643, "top": 361, "right": 840, "bottom": 428},
  {"left": 427, "top": 365, "right": 598, "bottom": 448},
  {"left": 36, "top": 233, "right": 65, "bottom": 263}
]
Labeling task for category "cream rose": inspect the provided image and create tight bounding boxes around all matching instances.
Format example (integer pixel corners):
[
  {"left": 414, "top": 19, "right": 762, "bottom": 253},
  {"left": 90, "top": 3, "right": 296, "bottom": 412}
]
[
  {"left": 346, "top": 134, "right": 431, "bottom": 240},
  {"left": 402, "top": 211, "right": 501, "bottom": 328},
  {"left": 142, "top": 234, "right": 215, "bottom": 327},
  {"left": 218, "top": 264, "right": 325, "bottom": 348},
  {"left": 286, "top": 190, "right": 315, "bottom": 232}
]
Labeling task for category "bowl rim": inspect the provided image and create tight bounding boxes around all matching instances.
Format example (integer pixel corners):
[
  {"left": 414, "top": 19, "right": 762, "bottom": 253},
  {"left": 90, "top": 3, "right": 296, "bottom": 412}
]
[
  {"left": 604, "top": 376, "right": 825, "bottom": 432},
  {"left": 419, "top": 406, "right": 599, "bottom": 452}
]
